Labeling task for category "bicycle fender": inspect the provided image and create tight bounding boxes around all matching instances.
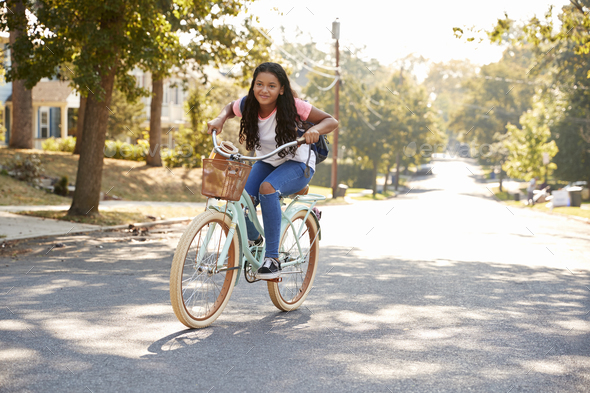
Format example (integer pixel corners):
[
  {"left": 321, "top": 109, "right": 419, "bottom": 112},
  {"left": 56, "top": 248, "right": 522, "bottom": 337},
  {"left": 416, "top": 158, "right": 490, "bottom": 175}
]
[
  {"left": 209, "top": 205, "right": 234, "bottom": 219},
  {"left": 281, "top": 205, "right": 321, "bottom": 241}
]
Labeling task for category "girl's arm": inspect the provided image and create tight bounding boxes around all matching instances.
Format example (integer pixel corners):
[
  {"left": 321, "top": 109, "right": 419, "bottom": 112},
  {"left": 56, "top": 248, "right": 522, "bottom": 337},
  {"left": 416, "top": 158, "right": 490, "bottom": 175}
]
[
  {"left": 302, "top": 106, "right": 339, "bottom": 144},
  {"left": 206, "top": 101, "right": 237, "bottom": 135}
]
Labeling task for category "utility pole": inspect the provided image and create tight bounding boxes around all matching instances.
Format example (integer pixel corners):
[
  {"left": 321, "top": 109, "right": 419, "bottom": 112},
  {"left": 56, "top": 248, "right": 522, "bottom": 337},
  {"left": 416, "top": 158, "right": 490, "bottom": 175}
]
[{"left": 331, "top": 18, "right": 340, "bottom": 198}]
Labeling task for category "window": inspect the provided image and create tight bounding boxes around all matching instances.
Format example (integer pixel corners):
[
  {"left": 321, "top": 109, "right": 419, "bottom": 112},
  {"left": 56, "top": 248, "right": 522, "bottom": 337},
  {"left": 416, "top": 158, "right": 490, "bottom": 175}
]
[{"left": 39, "top": 108, "right": 49, "bottom": 138}]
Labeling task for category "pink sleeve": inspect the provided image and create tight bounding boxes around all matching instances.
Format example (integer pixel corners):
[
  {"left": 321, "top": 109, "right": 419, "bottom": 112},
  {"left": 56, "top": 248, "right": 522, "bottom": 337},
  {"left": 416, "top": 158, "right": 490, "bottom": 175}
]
[
  {"left": 295, "top": 98, "right": 312, "bottom": 121},
  {"left": 232, "top": 97, "right": 246, "bottom": 118}
]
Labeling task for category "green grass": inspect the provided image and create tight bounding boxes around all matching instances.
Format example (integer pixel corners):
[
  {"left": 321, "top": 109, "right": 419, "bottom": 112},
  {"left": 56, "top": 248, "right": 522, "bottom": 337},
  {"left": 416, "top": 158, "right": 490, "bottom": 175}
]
[
  {"left": 350, "top": 191, "right": 395, "bottom": 201},
  {"left": 16, "top": 210, "right": 148, "bottom": 226},
  {"left": 308, "top": 185, "right": 332, "bottom": 198},
  {"left": 490, "top": 186, "right": 527, "bottom": 201},
  {"left": 16, "top": 205, "right": 205, "bottom": 226},
  {"left": 0, "top": 147, "right": 206, "bottom": 204},
  {"left": 0, "top": 173, "right": 71, "bottom": 206},
  {"left": 490, "top": 186, "right": 590, "bottom": 220}
]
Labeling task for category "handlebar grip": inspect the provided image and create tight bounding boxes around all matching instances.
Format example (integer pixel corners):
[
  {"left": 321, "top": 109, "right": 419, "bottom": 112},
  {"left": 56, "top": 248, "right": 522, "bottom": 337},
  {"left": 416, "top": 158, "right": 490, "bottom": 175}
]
[{"left": 296, "top": 136, "right": 307, "bottom": 145}]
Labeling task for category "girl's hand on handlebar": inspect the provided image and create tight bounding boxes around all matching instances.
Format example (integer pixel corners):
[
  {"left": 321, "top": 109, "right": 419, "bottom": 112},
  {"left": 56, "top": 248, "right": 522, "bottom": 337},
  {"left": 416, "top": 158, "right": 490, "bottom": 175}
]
[
  {"left": 302, "top": 128, "right": 320, "bottom": 144},
  {"left": 207, "top": 118, "right": 225, "bottom": 135}
]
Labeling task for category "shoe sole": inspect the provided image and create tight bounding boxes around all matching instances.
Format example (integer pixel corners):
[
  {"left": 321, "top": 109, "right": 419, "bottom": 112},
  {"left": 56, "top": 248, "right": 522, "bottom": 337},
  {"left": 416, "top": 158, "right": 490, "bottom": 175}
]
[{"left": 256, "top": 271, "right": 281, "bottom": 280}]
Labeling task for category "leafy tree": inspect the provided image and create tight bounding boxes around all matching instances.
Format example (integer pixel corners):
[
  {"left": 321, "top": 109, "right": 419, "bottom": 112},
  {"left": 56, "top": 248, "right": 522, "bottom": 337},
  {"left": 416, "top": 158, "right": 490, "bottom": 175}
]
[
  {"left": 449, "top": 46, "right": 536, "bottom": 148},
  {"left": 4, "top": 0, "right": 33, "bottom": 149},
  {"left": 1, "top": 0, "right": 266, "bottom": 216},
  {"left": 144, "top": 2, "right": 270, "bottom": 167},
  {"left": 171, "top": 80, "right": 246, "bottom": 167},
  {"left": 424, "top": 59, "right": 475, "bottom": 128},
  {"left": 502, "top": 98, "right": 558, "bottom": 181},
  {"left": 106, "top": 87, "right": 146, "bottom": 141},
  {"left": 2, "top": 0, "right": 192, "bottom": 215},
  {"left": 484, "top": 1, "right": 590, "bottom": 185}
]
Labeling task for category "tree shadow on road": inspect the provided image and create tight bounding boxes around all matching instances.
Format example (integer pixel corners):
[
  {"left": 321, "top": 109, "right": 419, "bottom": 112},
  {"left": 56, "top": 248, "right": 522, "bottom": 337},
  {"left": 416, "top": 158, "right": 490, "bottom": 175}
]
[{"left": 1, "top": 236, "right": 589, "bottom": 392}]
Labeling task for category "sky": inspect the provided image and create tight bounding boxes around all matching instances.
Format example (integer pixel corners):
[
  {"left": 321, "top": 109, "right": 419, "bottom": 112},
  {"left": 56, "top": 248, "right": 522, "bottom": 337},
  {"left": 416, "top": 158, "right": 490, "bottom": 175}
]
[{"left": 247, "top": 0, "right": 571, "bottom": 70}]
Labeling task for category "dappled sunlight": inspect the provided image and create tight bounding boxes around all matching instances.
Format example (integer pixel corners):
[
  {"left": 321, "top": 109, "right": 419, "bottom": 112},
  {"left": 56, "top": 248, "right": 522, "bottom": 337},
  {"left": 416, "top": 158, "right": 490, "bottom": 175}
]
[
  {"left": 35, "top": 304, "right": 175, "bottom": 358},
  {"left": 554, "top": 319, "right": 590, "bottom": 333},
  {"left": 1, "top": 197, "right": 588, "bottom": 391},
  {"left": 354, "top": 361, "right": 443, "bottom": 379},
  {"left": 0, "top": 348, "right": 39, "bottom": 361},
  {"left": 519, "top": 359, "right": 568, "bottom": 375},
  {"left": 22, "top": 278, "right": 98, "bottom": 296},
  {"left": 0, "top": 319, "right": 35, "bottom": 331}
]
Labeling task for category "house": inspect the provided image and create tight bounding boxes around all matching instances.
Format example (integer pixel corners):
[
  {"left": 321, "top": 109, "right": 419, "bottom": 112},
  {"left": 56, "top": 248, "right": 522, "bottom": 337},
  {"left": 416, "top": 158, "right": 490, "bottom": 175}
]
[
  {"left": 1, "top": 68, "right": 189, "bottom": 150},
  {"left": 2, "top": 80, "right": 80, "bottom": 149},
  {"left": 1, "top": 34, "right": 80, "bottom": 149},
  {"left": 0, "top": 33, "right": 219, "bottom": 150},
  {"left": 130, "top": 68, "right": 188, "bottom": 148}
]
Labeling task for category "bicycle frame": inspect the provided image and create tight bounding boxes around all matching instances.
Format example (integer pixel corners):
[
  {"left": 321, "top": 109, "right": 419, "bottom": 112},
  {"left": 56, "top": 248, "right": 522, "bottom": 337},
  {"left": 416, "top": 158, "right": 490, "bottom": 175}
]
[{"left": 208, "top": 188, "right": 325, "bottom": 285}]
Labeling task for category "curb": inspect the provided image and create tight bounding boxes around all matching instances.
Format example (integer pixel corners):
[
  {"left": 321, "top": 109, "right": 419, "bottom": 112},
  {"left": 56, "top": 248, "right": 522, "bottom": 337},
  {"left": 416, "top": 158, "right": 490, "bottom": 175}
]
[{"left": 101, "top": 216, "right": 194, "bottom": 231}]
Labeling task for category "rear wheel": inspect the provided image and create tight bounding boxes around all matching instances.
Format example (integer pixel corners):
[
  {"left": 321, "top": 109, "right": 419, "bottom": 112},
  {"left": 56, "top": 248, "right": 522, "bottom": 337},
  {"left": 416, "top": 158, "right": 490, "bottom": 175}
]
[
  {"left": 267, "top": 210, "right": 320, "bottom": 311},
  {"left": 170, "top": 211, "right": 239, "bottom": 328}
]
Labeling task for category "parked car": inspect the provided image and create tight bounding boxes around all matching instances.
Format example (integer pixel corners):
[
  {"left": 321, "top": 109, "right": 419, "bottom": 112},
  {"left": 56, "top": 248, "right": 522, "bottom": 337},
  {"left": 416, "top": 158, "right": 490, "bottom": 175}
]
[{"left": 415, "top": 163, "right": 434, "bottom": 176}]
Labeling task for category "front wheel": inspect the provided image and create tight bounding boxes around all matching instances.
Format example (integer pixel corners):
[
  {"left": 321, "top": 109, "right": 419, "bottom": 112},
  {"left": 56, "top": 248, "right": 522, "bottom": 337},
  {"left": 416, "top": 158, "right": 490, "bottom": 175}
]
[
  {"left": 267, "top": 210, "right": 320, "bottom": 311},
  {"left": 170, "top": 211, "right": 239, "bottom": 328}
]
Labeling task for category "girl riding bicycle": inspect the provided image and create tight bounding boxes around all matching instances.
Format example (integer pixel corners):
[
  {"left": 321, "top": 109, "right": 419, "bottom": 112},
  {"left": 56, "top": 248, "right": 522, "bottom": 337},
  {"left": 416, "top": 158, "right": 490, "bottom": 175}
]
[{"left": 207, "top": 62, "right": 338, "bottom": 279}]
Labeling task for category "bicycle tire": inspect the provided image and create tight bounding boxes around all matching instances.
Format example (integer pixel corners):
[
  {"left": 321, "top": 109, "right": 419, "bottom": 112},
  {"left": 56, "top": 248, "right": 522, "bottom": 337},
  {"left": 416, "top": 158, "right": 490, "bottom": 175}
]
[
  {"left": 170, "top": 210, "right": 239, "bottom": 328},
  {"left": 267, "top": 210, "right": 320, "bottom": 311}
]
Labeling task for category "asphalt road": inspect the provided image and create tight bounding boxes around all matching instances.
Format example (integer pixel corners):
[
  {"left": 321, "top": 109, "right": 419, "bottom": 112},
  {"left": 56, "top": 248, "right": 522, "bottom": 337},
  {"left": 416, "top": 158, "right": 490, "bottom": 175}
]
[{"left": 1, "top": 157, "right": 589, "bottom": 392}]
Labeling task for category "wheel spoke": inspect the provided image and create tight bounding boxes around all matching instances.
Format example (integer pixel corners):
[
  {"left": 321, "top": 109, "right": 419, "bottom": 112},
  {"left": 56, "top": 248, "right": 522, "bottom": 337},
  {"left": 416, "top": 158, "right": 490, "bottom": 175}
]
[
  {"left": 171, "top": 212, "right": 238, "bottom": 327},
  {"left": 270, "top": 214, "right": 317, "bottom": 307}
]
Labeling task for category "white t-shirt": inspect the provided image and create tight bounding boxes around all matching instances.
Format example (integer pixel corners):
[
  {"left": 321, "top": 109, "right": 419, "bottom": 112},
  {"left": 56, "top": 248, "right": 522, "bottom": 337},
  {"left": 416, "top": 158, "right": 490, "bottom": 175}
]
[
  {"left": 232, "top": 97, "right": 316, "bottom": 169},
  {"left": 527, "top": 178, "right": 536, "bottom": 193}
]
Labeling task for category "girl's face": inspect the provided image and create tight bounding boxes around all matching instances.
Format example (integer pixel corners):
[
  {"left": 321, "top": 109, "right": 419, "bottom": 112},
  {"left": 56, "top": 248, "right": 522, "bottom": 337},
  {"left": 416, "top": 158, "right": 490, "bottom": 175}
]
[{"left": 253, "top": 72, "right": 284, "bottom": 106}]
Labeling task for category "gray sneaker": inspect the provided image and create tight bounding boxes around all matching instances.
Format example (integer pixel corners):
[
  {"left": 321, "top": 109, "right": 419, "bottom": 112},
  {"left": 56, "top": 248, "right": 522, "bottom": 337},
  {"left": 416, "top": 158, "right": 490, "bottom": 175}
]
[
  {"left": 248, "top": 236, "right": 264, "bottom": 247},
  {"left": 256, "top": 257, "right": 281, "bottom": 279}
]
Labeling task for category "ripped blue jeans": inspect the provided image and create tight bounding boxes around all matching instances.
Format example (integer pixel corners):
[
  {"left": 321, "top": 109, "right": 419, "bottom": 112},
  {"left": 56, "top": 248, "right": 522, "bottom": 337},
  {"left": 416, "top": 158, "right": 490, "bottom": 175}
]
[{"left": 244, "top": 160, "right": 314, "bottom": 259}]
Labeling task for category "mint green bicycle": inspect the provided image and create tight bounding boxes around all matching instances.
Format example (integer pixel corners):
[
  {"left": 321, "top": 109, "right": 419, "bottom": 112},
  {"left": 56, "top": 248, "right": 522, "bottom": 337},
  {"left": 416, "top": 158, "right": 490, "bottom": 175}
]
[{"left": 170, "top": 132, "right": 325, "bottom": 328}]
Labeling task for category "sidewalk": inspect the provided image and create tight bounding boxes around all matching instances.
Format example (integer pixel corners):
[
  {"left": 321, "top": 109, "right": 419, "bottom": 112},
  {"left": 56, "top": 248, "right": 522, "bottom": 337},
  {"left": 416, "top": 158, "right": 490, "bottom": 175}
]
[
  {"left": 0, "top": 210, "right": 100, "bottom": 241},
  {"left": 0, "top": 201, "right": 206, "bottom": 242}
]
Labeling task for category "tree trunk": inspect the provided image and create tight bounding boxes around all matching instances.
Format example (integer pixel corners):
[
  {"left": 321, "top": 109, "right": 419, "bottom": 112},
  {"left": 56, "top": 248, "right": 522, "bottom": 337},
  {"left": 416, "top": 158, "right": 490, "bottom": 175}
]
[
  {"left": 73, "top": 95, "right": 87, "bottom": 155},
  {"left": 395, "top": 153, "right": 400, "bottom": 191},
  {"left": 146, "top": 78, "right": 163, "bottom": 166},
  {"left": 68, "top": 67, "right": 117, "bottom": 216},
  {"left": 384, "top": 166, "right": 392, "bottom": 194},
  {"left": 499, "top": 165, "right": 504, "bottom": 193},
  {"left": 372, "top": 160, "right": 379, "bottom": 196},
  {"left": 8, "top": 0, "right": 33, "bottom": 150}
]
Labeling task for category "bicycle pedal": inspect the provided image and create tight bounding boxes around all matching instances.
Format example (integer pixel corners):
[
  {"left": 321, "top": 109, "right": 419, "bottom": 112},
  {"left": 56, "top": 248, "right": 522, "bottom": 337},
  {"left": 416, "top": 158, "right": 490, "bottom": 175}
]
[{"left": 262, "top": 277, "right": 282, "bottom": 283}]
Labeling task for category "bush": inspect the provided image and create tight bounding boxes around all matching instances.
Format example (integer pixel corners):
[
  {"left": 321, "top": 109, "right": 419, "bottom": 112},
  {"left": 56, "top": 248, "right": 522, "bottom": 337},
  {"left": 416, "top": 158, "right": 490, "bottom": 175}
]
[
  {"left": 4, "top": 154, "right": 44, "bottom": 183},
  {"left": 42, "top": 137, "right": 76, "bottom": 152},
  {"left": 53, "top": 175, "right": 69, "bottom": 196},
  {"left": 104, "top": 140, "right": 146, "bottom": 161},
  {"left": 310, "top": 161, "right": 373, "bottom": 189},
  {"left": 161, "top": 144, "right": 201, "bottom": 168}
]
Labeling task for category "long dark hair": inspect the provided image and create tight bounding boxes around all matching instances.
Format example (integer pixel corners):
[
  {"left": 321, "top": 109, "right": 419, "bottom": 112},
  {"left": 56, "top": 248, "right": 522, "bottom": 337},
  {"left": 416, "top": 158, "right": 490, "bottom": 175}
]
[{"left": 239, "top": 62, "right": 298, "bottom": 158}]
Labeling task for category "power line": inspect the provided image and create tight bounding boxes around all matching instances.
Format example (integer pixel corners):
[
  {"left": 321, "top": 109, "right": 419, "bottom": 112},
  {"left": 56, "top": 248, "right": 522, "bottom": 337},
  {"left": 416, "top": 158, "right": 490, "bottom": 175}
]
[{"left": 473, "top": 74, "right": 589, "bottom": 91}]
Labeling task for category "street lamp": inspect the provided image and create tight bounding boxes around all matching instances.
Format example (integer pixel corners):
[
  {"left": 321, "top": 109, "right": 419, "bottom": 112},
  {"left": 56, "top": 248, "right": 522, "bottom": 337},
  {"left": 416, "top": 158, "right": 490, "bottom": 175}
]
[{"left": 331, "top": 18, "right": 340, "bottom": 199}]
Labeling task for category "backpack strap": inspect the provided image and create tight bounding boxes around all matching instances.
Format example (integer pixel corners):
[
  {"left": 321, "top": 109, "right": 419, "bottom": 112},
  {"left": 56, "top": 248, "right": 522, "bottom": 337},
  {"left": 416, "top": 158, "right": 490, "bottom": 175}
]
[{"left": 239, "top": 96, "right": 246, "bottom": 115}]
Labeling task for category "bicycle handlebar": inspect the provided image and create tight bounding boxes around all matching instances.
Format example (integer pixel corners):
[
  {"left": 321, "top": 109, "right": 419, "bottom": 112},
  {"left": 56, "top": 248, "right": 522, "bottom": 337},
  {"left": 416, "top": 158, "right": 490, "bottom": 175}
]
[{"left": 211, "top": 130, "right": 307, "bottom": 161}]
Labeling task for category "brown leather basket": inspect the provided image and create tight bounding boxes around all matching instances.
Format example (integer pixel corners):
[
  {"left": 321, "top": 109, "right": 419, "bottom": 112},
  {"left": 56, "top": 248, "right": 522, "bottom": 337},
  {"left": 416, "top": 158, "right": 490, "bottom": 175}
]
[{"left": 201, "top": 159, "right": 252, "bottom": 201}]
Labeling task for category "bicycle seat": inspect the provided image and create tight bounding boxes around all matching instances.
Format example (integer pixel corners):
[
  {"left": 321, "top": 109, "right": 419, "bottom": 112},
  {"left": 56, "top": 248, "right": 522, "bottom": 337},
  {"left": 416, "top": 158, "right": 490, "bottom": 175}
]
[{"left": 283, "top": 185, "right": 309, "bottom": 199}]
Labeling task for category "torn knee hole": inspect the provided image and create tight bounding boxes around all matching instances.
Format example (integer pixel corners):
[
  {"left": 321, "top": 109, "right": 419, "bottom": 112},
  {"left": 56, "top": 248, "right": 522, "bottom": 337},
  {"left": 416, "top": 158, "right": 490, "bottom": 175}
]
[{"left": 259, "top": 182, "right": 276, "bottom": 195}]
